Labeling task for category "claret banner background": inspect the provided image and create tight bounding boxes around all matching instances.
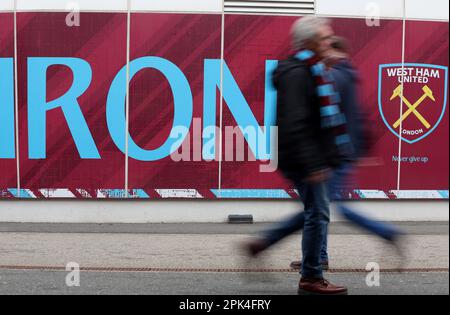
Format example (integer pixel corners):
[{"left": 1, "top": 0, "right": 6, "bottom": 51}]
[{"left": 0, "top": 0, "right": 448, "bottom": 200}]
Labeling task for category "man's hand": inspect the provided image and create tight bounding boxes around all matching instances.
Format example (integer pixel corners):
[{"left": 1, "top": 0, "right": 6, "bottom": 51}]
[{"left": 305, "top": 168, "right": 331, "bottom": 184}]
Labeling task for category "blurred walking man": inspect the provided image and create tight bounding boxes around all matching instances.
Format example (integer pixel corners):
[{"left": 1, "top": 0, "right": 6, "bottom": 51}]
[
  {"left": 289, "top": 36, "right": 405, "bottom": 271},
  {"left": 244, "top": 17, "right": 353, "bottom": 295},
  {"left": 291, "top": 36, "right": 405, "bottom": 269}
]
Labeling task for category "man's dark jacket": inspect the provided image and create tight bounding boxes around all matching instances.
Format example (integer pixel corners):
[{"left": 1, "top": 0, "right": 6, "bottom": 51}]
[
  {"left": 273, "top": 57, "right": 343, "bottom": 179},
  {"left": 330, "top": 60, "right": 370, "bottom": 159}
]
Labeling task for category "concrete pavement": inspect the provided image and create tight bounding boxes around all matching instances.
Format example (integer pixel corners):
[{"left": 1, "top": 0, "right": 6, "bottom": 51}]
[
  {"left": 0, "top": 222, "right": 448, "bottom": 295},
  {"left": 0, "top": 221, "right": 448, "bottom": 235}
]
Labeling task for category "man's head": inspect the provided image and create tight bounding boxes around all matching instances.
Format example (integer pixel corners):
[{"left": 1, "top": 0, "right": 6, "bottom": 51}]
[
  {"left": 291, "top": 16, "right": 334, "bottom": 58},
  {"left": 322, "top": 36, "right": 350, "bottom": 67}
]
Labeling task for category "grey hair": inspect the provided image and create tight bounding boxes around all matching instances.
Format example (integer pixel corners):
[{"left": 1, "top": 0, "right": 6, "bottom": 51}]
[{"left": 291, "top": 16, "right": 330, "bottom": 50}]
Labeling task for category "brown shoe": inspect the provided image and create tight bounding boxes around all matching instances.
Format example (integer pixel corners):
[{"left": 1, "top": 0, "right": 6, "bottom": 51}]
[
  {"left": 290, "top": 260, "right": 330, "bottom": 271},
  {"left": 298, "top": 278, "right": 348, "bottom": 295}
]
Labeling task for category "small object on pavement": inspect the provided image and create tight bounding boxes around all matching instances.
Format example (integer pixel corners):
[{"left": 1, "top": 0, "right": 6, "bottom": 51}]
[{"left": 228, "top": 215, "right": 254, "bottom": 224}]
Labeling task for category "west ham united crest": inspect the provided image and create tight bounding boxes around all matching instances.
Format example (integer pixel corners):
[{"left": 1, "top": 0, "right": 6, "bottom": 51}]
[{"left": 378, "top": 63, "right": 448, "bottom": 144}]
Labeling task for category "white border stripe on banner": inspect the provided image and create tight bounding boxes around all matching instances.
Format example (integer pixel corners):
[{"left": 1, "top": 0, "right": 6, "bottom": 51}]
[
  {"left": 218, "top": 0, "right": 225, "bottom": 192},
  {"left": 124, "top": 0, "right": 131, "bottom": 197},
  {"left": 4, "top": 188, "right": 449, "bottom": 199},
  {"left": 354, "top": 190, "right": 390, "bottom": 199},
  {"left": 13, "top": 0, "right": 21, "bottom": 198},
  {"left": 76, "top": 189, "right": 92, "bottom": 198},
  {"left": 391, "top": 190, "right": 449, "bottom": 199},
  {"left": 396, "top": 0, "right": 406, "bottom": 193},
  {"left": 39, "top": 189, "right": 76, "bottom": 198},
  {"left": 156, "top": 190, "right": 204, "bottom": 199},
  {"left": 211, "top": 189, "right": 292, "bottom": 199}
]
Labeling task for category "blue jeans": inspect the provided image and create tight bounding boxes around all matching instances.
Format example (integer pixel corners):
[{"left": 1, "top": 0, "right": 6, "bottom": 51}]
[
  {"left": 263, "top": 171, "right": 330, "bottom": 279},
  {"left": 262, "top": 164, "right": 401, "bottom": 272},
  {"left": 329, "top": 163, "right": 401, "bottom": 242}
]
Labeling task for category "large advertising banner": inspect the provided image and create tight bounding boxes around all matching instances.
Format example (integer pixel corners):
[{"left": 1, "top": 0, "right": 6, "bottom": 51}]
[
  {"left": 220, "top": 16, "right": 406, "bottom": 199},
  {"left": 0, "top": 12, "right": 16, "bottom": 198},
  {"left": 0, "top": 12, "right": 448, "bottom": 199},
  {"left": 17, "top": 13, "right": 128, "bottom": 198},
  {"left": 127, "top": 13, "right": 222, "bottom": 199},
  {"left": 396, "top": 20, "right": 449, "bottom": 197},
  {"left": 333, "top": 18, "right": 405, "bottom": 199},
  {"left": 220, "top": 15, "right": 295, "bottom": 199}
]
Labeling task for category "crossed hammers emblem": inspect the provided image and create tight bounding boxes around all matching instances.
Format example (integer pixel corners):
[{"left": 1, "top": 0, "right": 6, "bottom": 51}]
[{"left": 390, "top": 85, "right": 435, "bottom": 129}]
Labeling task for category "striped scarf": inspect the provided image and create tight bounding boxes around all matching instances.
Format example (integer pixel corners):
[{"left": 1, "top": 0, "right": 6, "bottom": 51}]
[{"left": 295, "top": 49, "right": 353, "bottom": 157}]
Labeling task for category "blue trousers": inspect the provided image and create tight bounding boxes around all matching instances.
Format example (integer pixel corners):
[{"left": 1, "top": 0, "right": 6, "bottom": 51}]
[
  {"left": 262, "top": 164, "right": 401, "bottom": 272},
  {"left": 263, "top": 171, "right": 330, "bottom": 279}
]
